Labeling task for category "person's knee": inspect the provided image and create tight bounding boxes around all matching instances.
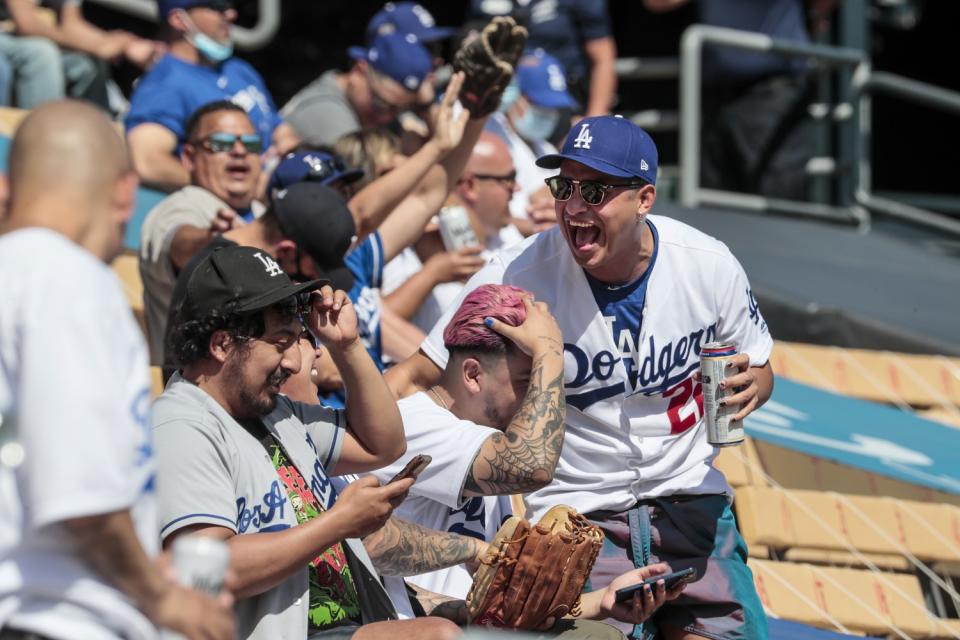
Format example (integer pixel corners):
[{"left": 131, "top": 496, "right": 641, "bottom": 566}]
[
  {"left": 414, "top": 617, "right": 461, "bottom": 640},
  {"left": 15, "top": 37, "right": 61, "bottom": 69}
]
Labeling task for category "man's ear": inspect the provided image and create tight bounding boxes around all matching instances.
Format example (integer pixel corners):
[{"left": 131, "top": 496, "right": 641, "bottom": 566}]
[
  {"left": 181, "top": 142, "right": 197, "bottom": 172},
  {"left": 636, "top": 184, "right": 657, "bottom": 215},
  {"left": 462, "top": 357, "right": 483, "bottom": 394},
  {"left": 272, "top": 239, "right": 298, "bottom": 272},
  {"left": 209, "top": 329, "right": 234, "bottom": 364},
  {"left": 168, "top": 9, "right": 189, "bottom": 34}
]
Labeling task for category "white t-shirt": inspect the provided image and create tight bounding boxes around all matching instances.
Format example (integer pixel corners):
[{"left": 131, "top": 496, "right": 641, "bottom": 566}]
[
  {"left": 420, "top": 218, "right": 774, "bottom": 519},
  {"left": 381, "top": 224, "right": 525, "bottom": 333},
  {"left": 370, "top": 393, "right": 512, "bottom": 604},
  {"left": 0, "top": 228, "right": 158, "bottom": 640}
]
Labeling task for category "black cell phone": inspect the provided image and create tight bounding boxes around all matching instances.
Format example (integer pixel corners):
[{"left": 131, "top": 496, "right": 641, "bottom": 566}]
[
  {"left": 614, "top": 567, "right": 697, "bottom": 603},
  {"left": 387, "top": 454, "right": 432, "bottom": 484}
]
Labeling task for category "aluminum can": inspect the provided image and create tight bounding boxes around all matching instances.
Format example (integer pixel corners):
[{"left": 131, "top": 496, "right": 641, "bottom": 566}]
[
  {"left": 437, "top": 205, "right": 479, "bottom": 251},
  {"left": 160, "top": 536, "right": 231, "bottom": 640},
  {"left": 171, "top": 535, "right": 230, "bottom": 595},
  {"left": 700, "top": 342, "right": 744, "bottom": 446}
]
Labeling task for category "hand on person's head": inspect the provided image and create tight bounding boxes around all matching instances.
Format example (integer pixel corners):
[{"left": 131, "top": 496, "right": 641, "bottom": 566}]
[
  {"left": 484, "top": 295, "right": 562, "bottom": 358},
  {"left": 308, "top": 285, "right": 359, "bottom": 351}
]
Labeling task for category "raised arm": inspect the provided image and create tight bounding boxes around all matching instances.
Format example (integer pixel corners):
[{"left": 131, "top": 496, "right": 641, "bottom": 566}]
[
  {"left": 463, "top": 297, "right": 566, "bottom": 498},
  {"left": 127, "top": 123, "right": 190, "bottom": 191},
  {"left": 308, "top": 286, "right": 405, "bottom": 473}
]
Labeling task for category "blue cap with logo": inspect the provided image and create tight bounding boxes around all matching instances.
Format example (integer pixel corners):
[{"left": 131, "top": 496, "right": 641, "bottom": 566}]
[
  {"left": 516, "top": 49, "right": 577, "bottom": 110},
  {"left": 268, "top": 151, "right": 364, "bottom": 194},
  {"left": 348, "top": 32, "right": 432, "bottom": 92},
  {"left": 536, "top": 115, "right": 658, "bottom": 184},
  {"left": 366, "top": 2, "right": 455, "bottom": 44}
]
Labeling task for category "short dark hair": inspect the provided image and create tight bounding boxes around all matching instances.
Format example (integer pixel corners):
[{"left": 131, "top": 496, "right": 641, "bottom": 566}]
[
  {"left": 167, "top": 299, "right": 297, "bottom": 367},
  {"left": 184, "top": 100, "right": 249, "bottom": 142}
]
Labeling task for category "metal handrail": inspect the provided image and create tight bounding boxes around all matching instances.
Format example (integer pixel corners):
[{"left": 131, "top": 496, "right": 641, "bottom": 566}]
[
  {"left": 86, "top": 0, "right": 280, "bottom": 50},
  {"left": 679, "top": 24, "right": 865, "bottom": 224}
]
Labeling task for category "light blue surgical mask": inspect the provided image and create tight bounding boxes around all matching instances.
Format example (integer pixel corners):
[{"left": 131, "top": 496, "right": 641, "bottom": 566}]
[
  {"left": 180, "top": 11, "right": 233, "bottom": 63},
  {"left": 512, "top": 103, "right": 560, "bottom": 142},
  {"left": 498, "top": 82, "right": 521, "bottom": 113}
]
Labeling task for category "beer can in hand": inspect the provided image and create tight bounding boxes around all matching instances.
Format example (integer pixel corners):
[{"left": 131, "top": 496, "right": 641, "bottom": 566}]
[
  {"left": 437, "top": 205, "right": 480, "bottom": 251},
  {"left": 700, "top": 342, "right": 744, "bottom": 447},
  {"left": 160, "top": 536, "right": 230, "bottom": 640}
]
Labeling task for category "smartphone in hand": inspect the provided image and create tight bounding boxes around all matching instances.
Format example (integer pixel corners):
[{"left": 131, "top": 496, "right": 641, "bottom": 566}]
[
  {"left": 387, "top": 454, "right": 432, "bottom": 485},
  {"left": 614, "top": 567, "right": 697, "bottom": 603}
]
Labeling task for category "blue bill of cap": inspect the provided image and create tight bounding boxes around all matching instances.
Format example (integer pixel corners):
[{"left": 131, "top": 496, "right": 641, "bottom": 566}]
[{"left": 535, "top": 152, "right": 639, "bottom": 179}]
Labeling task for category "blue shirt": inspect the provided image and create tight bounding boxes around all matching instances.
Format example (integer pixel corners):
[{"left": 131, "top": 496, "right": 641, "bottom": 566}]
[
  {"left": 468, "top": 0, "right": 611, "bottom": 82},
  {"left": 125, "top": 54, "right": 281, "bottom": 146},
  {"left": 585, "top": 220, "right": 659, "bottom": 391}
]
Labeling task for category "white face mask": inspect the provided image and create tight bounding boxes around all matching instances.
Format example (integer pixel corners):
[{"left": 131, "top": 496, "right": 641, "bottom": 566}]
[
  {"left": 512, "top": 103, "right": 560, "bottom": 142},
  {"left": 498, "top": 82, "right": 521, "bottom": 113},
  {"left": 178, "top": 9, "right": 233, "bottom": 62}
]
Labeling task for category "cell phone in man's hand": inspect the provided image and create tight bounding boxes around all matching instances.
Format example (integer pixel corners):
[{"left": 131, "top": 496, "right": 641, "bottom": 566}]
[
  {"left": 614, "top": 567, "right": 697, "bottom": 603},
  {"left": 387, "top": 454, "right": 432, "bottom": 485}
]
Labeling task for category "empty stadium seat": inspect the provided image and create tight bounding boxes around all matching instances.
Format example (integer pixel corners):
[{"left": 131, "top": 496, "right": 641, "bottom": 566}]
[
  {"left": 712, "top": 436, "right": 767, "bottom": 487},
  {"left": 749, "top": 559, "right": 833, "bottom": 629},
  {"left": 110, "top": 251, "right": 145, "bottom": 335},
  {"left": 734, "top": 486, "right": 795, "bottom": 548}
]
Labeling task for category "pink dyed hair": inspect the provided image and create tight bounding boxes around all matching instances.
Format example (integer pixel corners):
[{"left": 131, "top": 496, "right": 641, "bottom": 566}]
[{"left": 443, "top": 284, "right": 528, "bottom": 351}]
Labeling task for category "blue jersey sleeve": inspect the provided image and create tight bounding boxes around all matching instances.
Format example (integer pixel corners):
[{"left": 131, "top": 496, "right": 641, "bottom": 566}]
[
  {"left": 125, "top": 63, "right": 187, "bottom": 138},
  {"left": 345, "top": 232, "right": 384, "bottom": 290},
  {"left": 574, "top": 0, "right": 613, "bottom": 42}
]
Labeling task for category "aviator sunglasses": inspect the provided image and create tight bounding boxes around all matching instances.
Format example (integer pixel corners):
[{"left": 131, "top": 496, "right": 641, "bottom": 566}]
[{"left": 545, "top": 176, "right": 648, "bottom": 206}]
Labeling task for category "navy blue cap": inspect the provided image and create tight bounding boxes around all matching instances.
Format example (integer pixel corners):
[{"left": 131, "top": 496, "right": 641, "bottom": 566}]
[
  {"left": 268, "top": 151, "right": 364, "bottom": 194},
  {"left": 348, "top": 32, "right": 432, "bottom": 92},
  {"left": 516, "top": 49, "right": 577, "bottom": 110},
  {"left": 366, "top": 2, "right": 455, "bottom": 44},
  {"left": 157, "top": 0, "right": 231, "bottom": 17},
  {"left": 536, "top": 115, "right": 658, "bottom": 184}
]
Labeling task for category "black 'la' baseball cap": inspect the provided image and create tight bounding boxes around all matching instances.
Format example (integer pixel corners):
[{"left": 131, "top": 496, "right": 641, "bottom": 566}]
[{"left": 181, "top": 245, "right": 325, "bottom": 321}]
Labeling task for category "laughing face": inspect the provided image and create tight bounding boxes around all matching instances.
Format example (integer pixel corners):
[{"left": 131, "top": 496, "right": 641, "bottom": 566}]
[
  {"left": 555, "top": 159, "right": 657, "bottom": 284},
  {"left": 184, "top": 109, "right": 261, "bottom": 211}
]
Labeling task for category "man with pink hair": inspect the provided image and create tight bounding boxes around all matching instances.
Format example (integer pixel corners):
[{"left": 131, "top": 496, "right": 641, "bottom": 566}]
[{"left": 370, "top": 284, "right": 679, "bottom": 630}]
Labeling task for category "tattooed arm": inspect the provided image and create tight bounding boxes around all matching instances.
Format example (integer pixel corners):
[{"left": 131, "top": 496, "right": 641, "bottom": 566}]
[
  {"left": 362, "top": 516, "right": 487, "bottom": 577},
  {"left": 407, "top": 583, "right": 470, "bottom": 625},
  {"left": 464, "top": 297, "right": 566, "bottom": 498}
]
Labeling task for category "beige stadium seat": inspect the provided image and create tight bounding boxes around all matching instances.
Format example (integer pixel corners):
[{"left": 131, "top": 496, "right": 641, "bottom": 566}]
[
  {"left": 810, "top": 566, "right": 902, "bottom": 636},
  {"left": 748, "top": 559, "right": 834, "bottom": 629},
  {"left": 894, "top": 499, "right": 960, "bottom": 563},
  {"left": 783, "top": 548, "right": 911, "bottom": 572},
  {"left": 713, "top": 436, "right": 766, "bottom": 488},
  {"left": 837, "top": 494, "right": 906, "bottom": 556},
  {"left": 110, "top": 252, "right": 146, "bottom": 335},
  {"left": 784, "top": 490, "right": 852, "bottom": 551},
  {"left": 150, "top": 367, "right": 165, "bottom": 399},
  {"left": 0, "top": 107, "right": 28, "bottom": 137},
  {"left": 734, "top": 486, "right": 795, "bottom": 549}
]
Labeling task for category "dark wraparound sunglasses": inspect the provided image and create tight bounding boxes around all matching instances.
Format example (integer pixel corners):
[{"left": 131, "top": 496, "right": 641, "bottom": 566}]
[{"left": 545, "top": 176, "right": 648, "bottom": 206}]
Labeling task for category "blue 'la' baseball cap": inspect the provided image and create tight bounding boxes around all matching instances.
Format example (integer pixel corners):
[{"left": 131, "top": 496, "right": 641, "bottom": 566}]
[
  {"left": 366, "top": 2, "right": 455, "bottom": 44},
  {"left": 348, "top": 32, "right": 432, "bottom": 92},
  {"left": 536, "top": 115, "right": 659, "bottom": 184},
  {"left": 268, "top": 151, "right": 364, "bottom": 195},
  {"left": 517, "top": 49, "right": 578, "bottom": 110}
]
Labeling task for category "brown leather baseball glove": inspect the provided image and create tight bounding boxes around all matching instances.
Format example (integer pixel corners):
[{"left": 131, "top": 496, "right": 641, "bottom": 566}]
[
  {"left": 466, "top": 505, "right": 604, "bottom": 630},
  {"left": 452, "top": 16, "right": 528, "bottom": 118}
]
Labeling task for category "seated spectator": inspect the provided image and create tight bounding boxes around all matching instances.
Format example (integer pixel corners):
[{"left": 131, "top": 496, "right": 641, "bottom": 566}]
[
  {"left": 265, "top": 148, "right": 364, "bottom": 201},
  {"left": 334, "top": 127, "right": 405, "bottom": 187},
  {"left": 154, "top": 243, "right": 470, "bottom": 639},
  {"left": 373, "top": 284, "right": 683, "bottom": 629},
  {"left": 489, "top": 48, "right": 578, "bottom": 234},
  {"left": 126, "top": 0, "right": 297, "bottom": 190},
  {"left": 139, "top": 100, "right": 264, "bottom": 365},
  {"left": 0, "top": 0, "right": 161, "bottom": 110},
  {"left": 280, "top": 31, "right": 431, "bottom": 148},
  {"left": 383, "top": 131, "right": 523, "bottom": 333}
]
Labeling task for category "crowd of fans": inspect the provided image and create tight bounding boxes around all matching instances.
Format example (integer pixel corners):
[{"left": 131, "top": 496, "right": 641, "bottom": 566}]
[{"left": 0, "top": 2, "right": 784, "bottom": 639}]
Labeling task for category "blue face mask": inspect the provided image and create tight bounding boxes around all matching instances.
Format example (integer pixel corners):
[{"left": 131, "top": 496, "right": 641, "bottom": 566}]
[
  {"left": 512, "top": 103, "right": 560, "bottom": 142},
  {"left": 498, "top": 82, "right": 521, "bottom": 113},
  {"left": 180, "top": 11, "right": 233, "bottom": 63}
]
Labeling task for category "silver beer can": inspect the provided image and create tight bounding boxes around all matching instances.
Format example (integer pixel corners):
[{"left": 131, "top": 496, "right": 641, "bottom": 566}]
[
  {"left": 700, "top": 342, "right": 744, "bottom": 447},
  {"left": 171, "top": 535, "right": 230, "bottom": 595},
  {"left": 437, "top": 204, "right": 480, "bottom": 251}
]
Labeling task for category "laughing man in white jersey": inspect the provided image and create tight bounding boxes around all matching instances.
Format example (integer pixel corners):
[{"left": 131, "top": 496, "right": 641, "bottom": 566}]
[{"left": 387, "top": 115, "right": 774, "bottom": 639}]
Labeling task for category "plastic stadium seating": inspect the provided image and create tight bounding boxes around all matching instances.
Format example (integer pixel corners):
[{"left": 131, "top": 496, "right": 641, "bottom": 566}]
[{"left": 110, "top": 251, "right": 146, "bottom": 335}]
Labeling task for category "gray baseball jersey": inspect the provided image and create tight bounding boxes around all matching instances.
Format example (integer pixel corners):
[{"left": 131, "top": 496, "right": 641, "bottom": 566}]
[{"left": 152, "top": 373, "right": 392, "bottom": 639}]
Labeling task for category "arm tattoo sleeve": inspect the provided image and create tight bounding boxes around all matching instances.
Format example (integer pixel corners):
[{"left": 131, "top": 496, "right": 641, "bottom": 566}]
[
  {"left": 465, "top": 341, "right": 566, "bottom": 497},
  {"left": 408, "top": 583, "right": 470, "bottom": 625},
  {"left": 362, "top": 516, "right": 482, "bottom": 577}
]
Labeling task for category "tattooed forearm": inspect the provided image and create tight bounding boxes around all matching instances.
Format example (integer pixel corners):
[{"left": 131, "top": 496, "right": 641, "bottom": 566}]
[
  {"left": 362, "top": 516, "right": 485, "bottom": 577},
  {"left": 465, "top": 344, "right": 566, "bottom": 497},
  {"left": 409, "top": 584, "right": 470, "bottom": 625}
]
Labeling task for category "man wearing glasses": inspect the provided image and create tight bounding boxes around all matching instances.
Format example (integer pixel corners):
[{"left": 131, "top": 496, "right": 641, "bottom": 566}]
[
  {"left": 126, "top": 0, "right": 298, "bottom": 191},
  {"left": 388, "top": 115, "right": 775, "bottom": 639},
  {"left": 281, "top": 32, "right": 432, "bottom": 148},
  {"left": 140, "top": 100, "right": 267, "bottom": 366}
]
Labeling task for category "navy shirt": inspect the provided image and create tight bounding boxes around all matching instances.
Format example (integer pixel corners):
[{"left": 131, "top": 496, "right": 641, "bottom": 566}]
[
  {"left": 126, "top": 54, "right": 281, "bottom": 147},
  {"left": 468, "top": 0, "right": 611, "bottom": 84},
  {"left": 585, "top": 220, "right": 659, "bottom": 391}
]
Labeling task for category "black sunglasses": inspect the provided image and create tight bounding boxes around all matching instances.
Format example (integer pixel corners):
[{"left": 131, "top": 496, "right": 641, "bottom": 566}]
[
  {"left": 193, "top": 132, "right": 263, "bottom": 154},
  {"left": 545, "top": 176, "right": 648, "bottom": 206},
  {"left": 472, "top": 170, "right": 518, "bottom": 188}
]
